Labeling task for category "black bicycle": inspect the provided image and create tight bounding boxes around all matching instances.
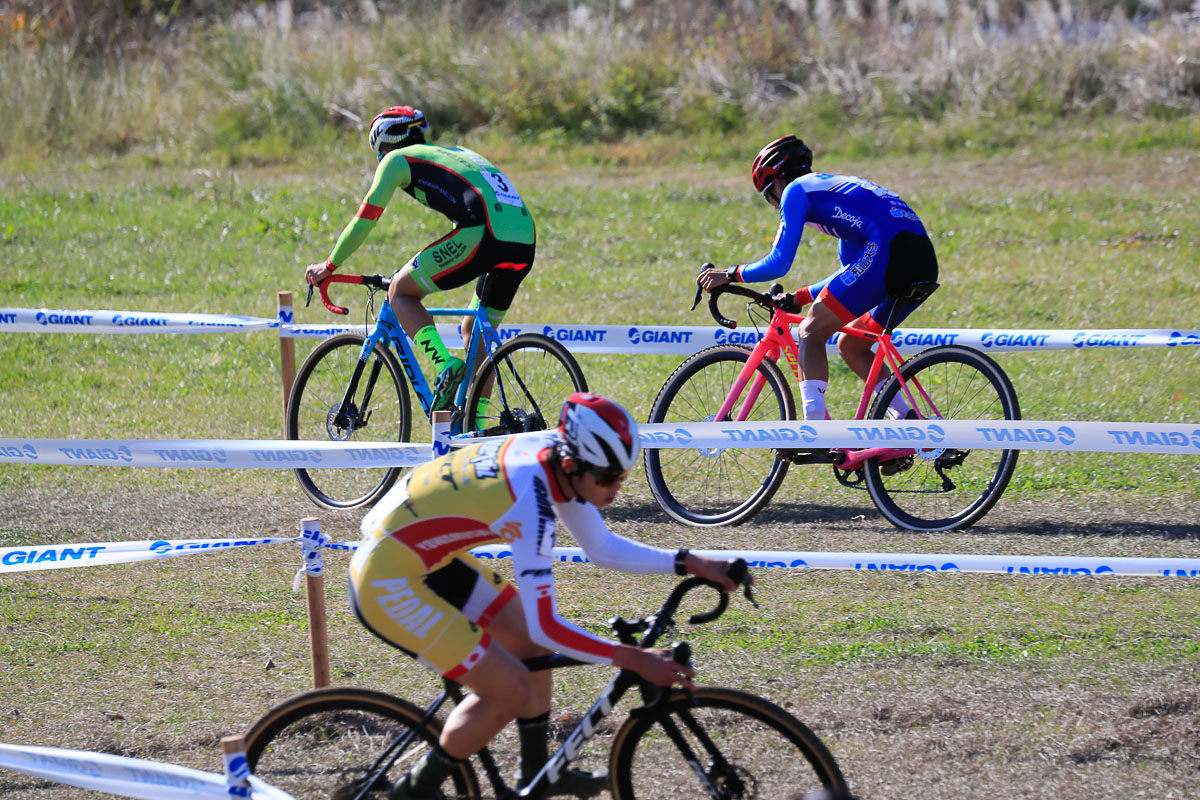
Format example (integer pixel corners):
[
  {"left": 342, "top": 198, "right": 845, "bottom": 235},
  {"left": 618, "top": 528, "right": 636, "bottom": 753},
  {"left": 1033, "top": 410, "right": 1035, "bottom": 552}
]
[{"left": 243, "top": 565, "right": 847, "bottom": 799}]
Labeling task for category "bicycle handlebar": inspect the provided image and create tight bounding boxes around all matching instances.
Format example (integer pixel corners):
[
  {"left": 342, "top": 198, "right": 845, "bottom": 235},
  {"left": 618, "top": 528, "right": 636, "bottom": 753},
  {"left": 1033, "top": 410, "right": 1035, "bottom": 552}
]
[
  {"left": 692, "top": 262, "right": 798, "bottom": 329},
  {"left": 305, "top": 273, "right": 391, "bottom": 316},
  {"left": 636, "top": 558, "right": 756, "bottom": 648}
]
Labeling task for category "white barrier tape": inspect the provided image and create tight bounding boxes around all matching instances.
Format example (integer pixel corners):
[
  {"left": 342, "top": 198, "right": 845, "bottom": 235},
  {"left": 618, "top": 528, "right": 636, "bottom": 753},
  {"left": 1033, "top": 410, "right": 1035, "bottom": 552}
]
[
  {"left": 0, "top": 438, "right": 432, "bottom": 468},
  {"left": 222, "top": 748, "right": 252, "bottom": 799},
  {"left": 432, "top": 415, "right": 453, "bottom": 458},
  {"left": 278, "top": 322, "right": 1200, "bottom": 354},
  {"left": 0, "top": 308, "right": 275, "bottom": 335},
  {"left": 638, "top": 419, "right": 1200, "bottom": 455},
  {"left": 8, "top": 306, "right": 1192, "bottom": 355},
  {"left": 0, "top": 536, "right": 294, "bottom": 574},
  {"left": 3, "top": 419, "right": 1197, "bottom": 474},
  {"left": 468, "top": 546, "right": 1200, "bottom": 577},
  {"left": 0, "top": 743, "right": 294, "bottom": 800},
  {"left": 3, "top": 533, "right": 1198, "bottom": 579}
]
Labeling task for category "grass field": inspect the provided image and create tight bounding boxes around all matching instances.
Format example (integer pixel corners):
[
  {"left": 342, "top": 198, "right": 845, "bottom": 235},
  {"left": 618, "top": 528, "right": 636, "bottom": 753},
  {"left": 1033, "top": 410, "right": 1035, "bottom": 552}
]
[{"left": 1, "top": 131, "right": 1199, "bottom": 798}]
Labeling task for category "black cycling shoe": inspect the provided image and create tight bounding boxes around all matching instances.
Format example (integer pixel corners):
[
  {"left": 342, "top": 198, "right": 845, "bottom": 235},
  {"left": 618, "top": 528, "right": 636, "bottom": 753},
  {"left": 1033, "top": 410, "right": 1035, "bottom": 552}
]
[
  {"left": 515, "top": 766, "right": 610, "bottom": 797},
  {"left": 388, "top": 775, "right": 448, "bottom": 800}
]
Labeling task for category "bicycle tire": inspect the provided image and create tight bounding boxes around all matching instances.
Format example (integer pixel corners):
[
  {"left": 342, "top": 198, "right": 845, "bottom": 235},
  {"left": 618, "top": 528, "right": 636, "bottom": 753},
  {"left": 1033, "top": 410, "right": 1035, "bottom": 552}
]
[
  {"left": 609, "top": 686, "right": 847, "bottom": 799},
  {"left": 463, "top": 333, "right": 587, "bottom": 436},
  {"left": 644, "top": 345, "right": 795, "bottom": 526},
  {"left": 865, "top": 344, "right": 1021, "bottom": 530},
  {"left": 287, "top": 333, "right": 413, "bottom": 509},
  {"left": 244, "top": 686, "right": 482, "bottom": 800}
]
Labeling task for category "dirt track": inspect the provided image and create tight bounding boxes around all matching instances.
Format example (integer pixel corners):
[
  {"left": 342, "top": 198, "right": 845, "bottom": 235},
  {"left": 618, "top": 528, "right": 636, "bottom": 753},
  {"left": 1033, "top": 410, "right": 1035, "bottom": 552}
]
[{"left": 2, "top": 484, "right": 1198, "bottom": 799}]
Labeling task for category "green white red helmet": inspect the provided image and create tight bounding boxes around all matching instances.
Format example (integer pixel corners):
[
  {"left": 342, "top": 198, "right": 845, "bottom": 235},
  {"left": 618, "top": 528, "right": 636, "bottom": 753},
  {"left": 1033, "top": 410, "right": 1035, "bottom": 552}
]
[
  {"left": 558, "top": 393, "right": 640, "bottom": 473},
  {"left": 368, "top": 106, "right": 429, "bottom": 157}
]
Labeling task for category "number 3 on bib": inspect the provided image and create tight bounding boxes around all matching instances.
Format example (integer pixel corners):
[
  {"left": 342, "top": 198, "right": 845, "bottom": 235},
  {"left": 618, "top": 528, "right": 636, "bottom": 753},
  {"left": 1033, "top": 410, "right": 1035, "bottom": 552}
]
[{"left": 482, "top": 170, "right": 524, "bottom": 207}]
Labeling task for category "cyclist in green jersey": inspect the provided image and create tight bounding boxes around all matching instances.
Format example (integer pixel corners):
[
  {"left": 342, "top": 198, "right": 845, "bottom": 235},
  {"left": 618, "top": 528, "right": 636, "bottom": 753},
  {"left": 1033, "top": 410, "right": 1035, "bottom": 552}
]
[{"left": 304, "top": 105, "right": 537, "bottom": 413}]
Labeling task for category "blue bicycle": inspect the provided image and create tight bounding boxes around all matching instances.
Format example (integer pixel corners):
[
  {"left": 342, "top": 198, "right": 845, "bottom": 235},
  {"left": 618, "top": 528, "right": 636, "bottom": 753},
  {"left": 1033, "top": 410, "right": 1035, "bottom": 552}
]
[{"left": 286, "top": 273, "right": 587, "bottom": 508}]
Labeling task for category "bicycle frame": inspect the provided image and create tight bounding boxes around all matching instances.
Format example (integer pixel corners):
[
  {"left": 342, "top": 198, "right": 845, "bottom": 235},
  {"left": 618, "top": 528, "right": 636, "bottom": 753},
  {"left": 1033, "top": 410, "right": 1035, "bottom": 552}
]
[
  {"left": 716, "top": 306, "right": 944, "bottom": 471},
  {"left": 328, "top": 295, "right": 507, "bottom": 438},
  {"left": 347, "top": 575, "right": 750, "bottom": 800}
]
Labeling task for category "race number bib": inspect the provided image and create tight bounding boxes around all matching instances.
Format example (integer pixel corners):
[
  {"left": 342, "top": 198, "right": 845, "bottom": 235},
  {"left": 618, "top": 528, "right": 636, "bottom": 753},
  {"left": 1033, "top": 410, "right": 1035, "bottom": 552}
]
[{"left": 481, "top": 170, "right": 524, "bottom": 207}]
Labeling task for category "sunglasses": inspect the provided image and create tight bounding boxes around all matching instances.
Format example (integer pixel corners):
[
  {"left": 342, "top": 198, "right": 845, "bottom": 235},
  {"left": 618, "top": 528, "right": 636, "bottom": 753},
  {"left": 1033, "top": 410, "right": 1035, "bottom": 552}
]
[
  {"left": 586, "top": 466, "right": 629, "bottom": 488},
  {"left": 760, "top": 182, "right": 780, "bottom": 205}
]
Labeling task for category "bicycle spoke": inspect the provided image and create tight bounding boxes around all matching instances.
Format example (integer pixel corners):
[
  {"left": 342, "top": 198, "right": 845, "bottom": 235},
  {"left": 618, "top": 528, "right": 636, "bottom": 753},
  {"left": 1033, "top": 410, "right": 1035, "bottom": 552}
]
[
  {"left": 866, "top": 346, "right": 1019, "bottom": 530},
  {"left": 613, "top": 690, "right": 843, "bottom": 799},
  {"left": 646, "top": 346, "right": 793, "bottom": 525}
]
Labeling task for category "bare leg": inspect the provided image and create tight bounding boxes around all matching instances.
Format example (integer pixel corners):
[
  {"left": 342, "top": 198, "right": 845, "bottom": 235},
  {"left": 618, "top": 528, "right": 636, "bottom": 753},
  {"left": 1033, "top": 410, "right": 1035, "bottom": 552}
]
[
  {"left": 438, "top": 598, "right": 551, "bottom": 758},
  {"left": 387, "top": 266, "right": 434, "bottom": 339},
  {"left": 794, "top": 301, "right": 844, "bottom": 382}
]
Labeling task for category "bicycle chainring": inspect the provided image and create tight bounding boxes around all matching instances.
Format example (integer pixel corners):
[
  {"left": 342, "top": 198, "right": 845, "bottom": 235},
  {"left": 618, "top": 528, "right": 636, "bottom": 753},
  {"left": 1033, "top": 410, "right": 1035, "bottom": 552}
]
[{"left": 833, "top": 463, "right": 866, "bottom": 487}]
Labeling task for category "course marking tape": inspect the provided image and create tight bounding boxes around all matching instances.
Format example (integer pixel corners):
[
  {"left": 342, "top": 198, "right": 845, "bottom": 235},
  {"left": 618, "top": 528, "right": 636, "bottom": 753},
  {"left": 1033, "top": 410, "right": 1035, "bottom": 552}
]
[
  {"left": 1, "top": 420, "right": 1197, "bottom": 470},
  {"left": 4, "top": 306, "right": 1197, "bottom": 355},
  {"left": 0, "top": 308, "right": 273, "bottom": 334},
  {"left": 0, "top": 742, "right": 294, "bottom": 800},
  {"left": 636, "top": 419, "right": 1200, "bottom": 454},
  {"left": 0, "top": 439, "right": 431, "bottom": 468},
  {"left": 3, "top": 536, "right": 1198, "bottom": 579}
]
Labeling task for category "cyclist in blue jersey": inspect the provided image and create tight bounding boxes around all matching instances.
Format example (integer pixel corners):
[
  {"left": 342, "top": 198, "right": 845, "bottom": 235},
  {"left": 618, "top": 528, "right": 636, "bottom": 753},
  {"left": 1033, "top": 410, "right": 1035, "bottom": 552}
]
[{"left": 698, "top": 135, "right": 939, "bottom": 422}]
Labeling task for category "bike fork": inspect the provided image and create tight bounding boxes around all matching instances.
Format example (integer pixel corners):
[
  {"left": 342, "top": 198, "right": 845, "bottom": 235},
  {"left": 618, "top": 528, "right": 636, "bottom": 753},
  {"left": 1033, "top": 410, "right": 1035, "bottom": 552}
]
[{"left": 652, "top": 710, "right": 729, "bottom": 800}]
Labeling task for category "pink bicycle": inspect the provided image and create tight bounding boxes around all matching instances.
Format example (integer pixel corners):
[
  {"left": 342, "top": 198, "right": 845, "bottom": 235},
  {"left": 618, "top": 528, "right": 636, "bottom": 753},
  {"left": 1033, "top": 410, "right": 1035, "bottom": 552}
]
[{"left": 644, "top": 278, "right": 1020, "bottom": 531}]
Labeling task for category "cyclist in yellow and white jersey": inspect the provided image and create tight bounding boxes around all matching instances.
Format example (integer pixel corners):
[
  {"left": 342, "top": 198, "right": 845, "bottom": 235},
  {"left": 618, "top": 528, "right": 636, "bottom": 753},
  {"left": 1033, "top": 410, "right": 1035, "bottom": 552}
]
[{"left": 349, "top": 393, "right": 746, "bottom": 800}]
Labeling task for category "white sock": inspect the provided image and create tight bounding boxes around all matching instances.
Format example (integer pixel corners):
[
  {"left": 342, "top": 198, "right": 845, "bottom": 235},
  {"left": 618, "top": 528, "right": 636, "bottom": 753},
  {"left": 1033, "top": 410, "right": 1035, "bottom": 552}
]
[
  {"left": 874, "top": 377, "right": 912, "bottom": 419},
  {"left": 799, "top": 380, "right": 828, "bottom": 421}
]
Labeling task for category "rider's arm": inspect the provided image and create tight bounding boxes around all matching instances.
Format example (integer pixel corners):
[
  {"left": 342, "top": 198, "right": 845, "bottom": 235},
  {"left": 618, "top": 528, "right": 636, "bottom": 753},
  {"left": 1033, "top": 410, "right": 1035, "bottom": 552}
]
[
  {"left": 323, "top": 152, "right": 412, "bottom": 271},
  {"left": 553, "top": 500, "right": 676, "bottom": 573},
  {"left": 734, "top": 180, "right": 809, "bottom": 283},
  {"left": 503, "top": 480, "right": 625, "bottom": 665}
]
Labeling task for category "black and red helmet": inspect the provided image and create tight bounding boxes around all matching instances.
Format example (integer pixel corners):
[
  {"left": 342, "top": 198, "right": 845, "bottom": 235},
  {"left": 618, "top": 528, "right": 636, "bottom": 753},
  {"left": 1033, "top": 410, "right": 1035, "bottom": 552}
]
[
  {"left": 368, "top": 105, "right": 430, "bottom": 157},
  {"left": 558, "top": 392, "right": 640, "bottom": 473},
  {"left": 750, "top": 135, "right": 814, "bottom": 193}
]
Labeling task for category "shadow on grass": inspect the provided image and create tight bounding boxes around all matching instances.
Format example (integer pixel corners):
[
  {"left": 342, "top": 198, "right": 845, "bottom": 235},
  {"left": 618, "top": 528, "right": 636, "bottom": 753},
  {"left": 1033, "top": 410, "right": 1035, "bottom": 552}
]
[
  {"left": 606, "top": 500, "right": 877, "bottom": 526},
  {"left": 964, "top": 518, "right": 1200, "bottom": 541}
]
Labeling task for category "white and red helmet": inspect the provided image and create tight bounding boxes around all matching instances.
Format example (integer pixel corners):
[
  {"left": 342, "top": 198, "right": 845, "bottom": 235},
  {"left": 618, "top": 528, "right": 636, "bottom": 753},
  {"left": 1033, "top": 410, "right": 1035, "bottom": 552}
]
[
  {"left": 558, "top": 392, "right": 640, "bottom": 473},
  {"left": 368, "top": 105, "right": 430, "bottom": 157}
]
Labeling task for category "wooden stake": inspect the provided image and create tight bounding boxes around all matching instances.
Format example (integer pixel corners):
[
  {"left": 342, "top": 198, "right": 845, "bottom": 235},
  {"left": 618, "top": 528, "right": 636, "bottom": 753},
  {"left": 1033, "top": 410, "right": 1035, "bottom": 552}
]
[
  {"left": 220, "top": 735, "right": 251, "bottom": 797},
  {"left": 301, "top": 517, "right": 331, "bottom": 688}
]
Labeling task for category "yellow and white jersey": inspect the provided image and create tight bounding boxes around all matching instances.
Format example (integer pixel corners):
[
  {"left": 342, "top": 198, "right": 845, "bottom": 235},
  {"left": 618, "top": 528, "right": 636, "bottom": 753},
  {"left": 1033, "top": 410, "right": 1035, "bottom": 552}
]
[{"left": 351, "top": 431, "right": 675, "bottom": 665}]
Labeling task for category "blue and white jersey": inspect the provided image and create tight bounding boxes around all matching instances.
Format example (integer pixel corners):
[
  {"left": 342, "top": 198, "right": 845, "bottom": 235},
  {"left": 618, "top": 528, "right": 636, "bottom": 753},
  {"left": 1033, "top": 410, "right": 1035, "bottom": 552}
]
[{"left": 739, "top": 173, "right": 927, "bottom": 283}]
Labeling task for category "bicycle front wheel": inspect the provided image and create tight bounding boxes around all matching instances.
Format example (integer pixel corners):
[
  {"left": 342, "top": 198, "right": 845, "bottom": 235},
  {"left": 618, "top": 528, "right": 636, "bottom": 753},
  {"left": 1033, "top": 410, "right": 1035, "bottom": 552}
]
[
  {"left": 244, "top": 686, "right": 481, "bottom": 800},
  {"left": 287, "top": 333, "right": 413, "bottom": 509},
  {"left": 866, "top": 344, "right": 1021, "bottom": 530},
  {"left": 644, "top": 345, "right": 795, "bottom": 526},
  {"left": 464, "top": 333, "right": 587, "bottom": 436},
  {"left": 609, "top": 686, "right": 847, "bottom": 799}
]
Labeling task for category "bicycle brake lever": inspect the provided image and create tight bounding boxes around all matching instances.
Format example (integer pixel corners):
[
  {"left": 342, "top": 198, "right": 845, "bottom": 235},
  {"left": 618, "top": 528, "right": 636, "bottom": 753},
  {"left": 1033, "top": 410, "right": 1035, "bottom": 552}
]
[
  {"left": 691, "top": 262, "right": 716, "bottom": 311},
  {"left": 305, "top": 282, "right": 314, "bottom": 308},
  {"left": 728, "top": 558, "right": 760, "bottom": 609}
]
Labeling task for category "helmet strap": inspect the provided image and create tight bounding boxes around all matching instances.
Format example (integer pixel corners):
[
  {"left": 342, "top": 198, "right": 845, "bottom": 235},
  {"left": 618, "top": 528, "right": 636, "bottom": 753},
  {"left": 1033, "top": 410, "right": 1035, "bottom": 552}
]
[{"left": 547, "top": 447, "right": 581, "bottom": 500}]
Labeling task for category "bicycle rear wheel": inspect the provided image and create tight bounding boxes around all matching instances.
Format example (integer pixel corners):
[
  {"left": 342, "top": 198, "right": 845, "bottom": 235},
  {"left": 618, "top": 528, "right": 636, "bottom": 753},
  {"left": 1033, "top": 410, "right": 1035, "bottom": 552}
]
[
  {"left": 244, "top": 686, "right": 481, "bottom": 800},
  {"left": 644, "top": 345, "right": 795, "bottom": 526},
  {"left": 287, "top": 333, "right": 413, "bottom": 509},
  {"left": 463, "top": 333, "right": 587, "bottom": 436},
  {"left": 609, "top": 686, "right": 847, "bottom": 799},
  {"left": 866, "top": 344, "right": 1020, "bottom": 530}
]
